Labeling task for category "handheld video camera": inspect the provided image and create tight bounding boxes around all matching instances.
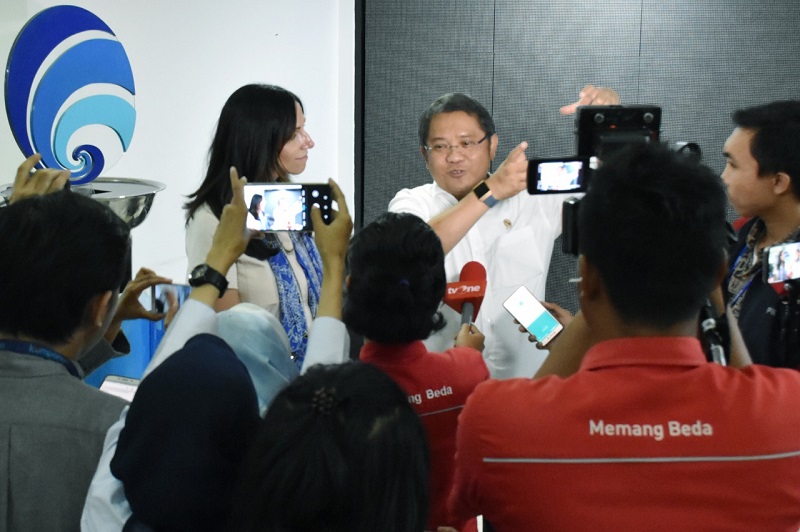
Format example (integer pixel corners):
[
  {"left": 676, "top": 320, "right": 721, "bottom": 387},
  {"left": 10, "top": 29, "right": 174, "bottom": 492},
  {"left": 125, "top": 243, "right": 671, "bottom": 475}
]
[{"left": 534, "top": 105, "right": 663, "bottom": 255}]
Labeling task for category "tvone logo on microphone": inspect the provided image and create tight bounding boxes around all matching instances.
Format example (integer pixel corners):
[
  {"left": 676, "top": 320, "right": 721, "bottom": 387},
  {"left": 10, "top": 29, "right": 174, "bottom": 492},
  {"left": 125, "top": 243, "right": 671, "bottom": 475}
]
[{"left": 447, "top": 285, "right": 482, "bottom": 295}]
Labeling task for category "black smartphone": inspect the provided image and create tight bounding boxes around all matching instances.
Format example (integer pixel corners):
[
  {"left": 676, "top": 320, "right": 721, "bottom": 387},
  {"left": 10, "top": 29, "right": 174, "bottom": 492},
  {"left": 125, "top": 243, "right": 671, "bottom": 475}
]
[
  {"left": 527, "top": 157, "right": 592, "bottom": 195},
  {"left": 764, "top": 241, "right": 800, "bottom": 284},
  {"left": 244, "top": 183, "right": 333, "bottom": 231}
]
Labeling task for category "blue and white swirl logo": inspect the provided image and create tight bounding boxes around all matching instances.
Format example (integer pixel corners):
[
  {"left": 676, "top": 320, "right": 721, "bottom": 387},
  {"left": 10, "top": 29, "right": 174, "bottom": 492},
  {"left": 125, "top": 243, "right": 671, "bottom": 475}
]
[{"left": 5, "top": 6, "right": 136, "bottom": 185}]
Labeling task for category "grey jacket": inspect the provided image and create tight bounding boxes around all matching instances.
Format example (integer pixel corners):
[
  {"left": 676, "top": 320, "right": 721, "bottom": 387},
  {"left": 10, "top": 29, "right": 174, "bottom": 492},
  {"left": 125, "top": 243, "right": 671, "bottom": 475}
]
[{"left": 0, "top": 349, "right": 126, "bottom": 531}]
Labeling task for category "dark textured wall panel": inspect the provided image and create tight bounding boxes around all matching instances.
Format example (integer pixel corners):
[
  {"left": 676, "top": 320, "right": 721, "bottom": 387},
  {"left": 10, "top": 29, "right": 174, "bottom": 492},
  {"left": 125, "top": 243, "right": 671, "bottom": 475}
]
[
  {"left": 363, "top": 1, "right": 496, "bottom": 225},
  {"left": 364, "top": 0, "right": 800, "bottom": 313}
]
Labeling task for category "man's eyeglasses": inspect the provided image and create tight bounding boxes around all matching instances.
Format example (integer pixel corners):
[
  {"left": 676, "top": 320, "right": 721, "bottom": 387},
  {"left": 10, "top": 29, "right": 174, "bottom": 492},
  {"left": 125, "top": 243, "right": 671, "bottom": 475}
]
[{"left": 424, "top": 134, "right": 489, "bottom": 156}]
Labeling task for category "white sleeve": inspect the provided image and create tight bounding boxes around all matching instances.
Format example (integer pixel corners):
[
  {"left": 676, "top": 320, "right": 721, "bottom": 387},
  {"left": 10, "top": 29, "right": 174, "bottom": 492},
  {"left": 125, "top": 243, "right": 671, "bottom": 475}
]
[
  {"left": 387, "top": 188, "right": 433, "bottom": 220},
  {"left": 301, "top": 316, "right": 350, "bottom": 373},
  {"left": 143, "top": 299, "right": 217, "bottom": 378},
  {"left": 81, "top": 408, "right": 131, "bottom": 531}
]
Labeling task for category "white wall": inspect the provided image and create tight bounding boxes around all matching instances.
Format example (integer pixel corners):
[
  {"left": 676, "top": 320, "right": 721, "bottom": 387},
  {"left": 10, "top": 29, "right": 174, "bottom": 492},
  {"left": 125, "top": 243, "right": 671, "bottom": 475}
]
[{"left": 0, "top": 0, "right": 355, "bottom": 281}]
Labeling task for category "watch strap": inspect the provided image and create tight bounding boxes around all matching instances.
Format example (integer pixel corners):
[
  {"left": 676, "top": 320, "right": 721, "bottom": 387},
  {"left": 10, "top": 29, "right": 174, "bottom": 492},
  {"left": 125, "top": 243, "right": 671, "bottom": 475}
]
[{"left": 189, "top": 264, "right": 229, "bottom": 298}]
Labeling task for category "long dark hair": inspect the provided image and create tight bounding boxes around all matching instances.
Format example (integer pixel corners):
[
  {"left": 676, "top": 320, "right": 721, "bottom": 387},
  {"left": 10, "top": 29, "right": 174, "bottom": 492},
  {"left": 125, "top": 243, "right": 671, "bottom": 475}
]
[
  {"left": 185, "top": 84, "right": 303, "bottom": 221},
  {"left": 248, "top": 194, "right": 264, "bottom": 220}
]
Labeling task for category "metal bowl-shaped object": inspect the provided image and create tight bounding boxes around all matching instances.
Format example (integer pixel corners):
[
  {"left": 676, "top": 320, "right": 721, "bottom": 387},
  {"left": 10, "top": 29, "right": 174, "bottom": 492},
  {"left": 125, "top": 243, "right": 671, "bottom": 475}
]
[{"left": 76, "top": 178, "right": 166, "bottom": 228}]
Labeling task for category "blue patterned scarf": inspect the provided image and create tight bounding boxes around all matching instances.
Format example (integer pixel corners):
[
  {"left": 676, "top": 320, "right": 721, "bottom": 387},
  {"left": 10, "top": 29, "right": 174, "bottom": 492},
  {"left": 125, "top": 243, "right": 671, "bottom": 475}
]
[{"left": 266, "top": 233, "right": 322, "bottom": 368}]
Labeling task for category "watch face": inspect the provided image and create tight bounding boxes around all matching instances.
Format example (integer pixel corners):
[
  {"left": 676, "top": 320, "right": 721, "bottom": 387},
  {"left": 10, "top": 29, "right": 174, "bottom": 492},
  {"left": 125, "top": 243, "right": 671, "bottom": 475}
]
[{"left": 189, "top": 264, "right": 208, "bottom": 286}]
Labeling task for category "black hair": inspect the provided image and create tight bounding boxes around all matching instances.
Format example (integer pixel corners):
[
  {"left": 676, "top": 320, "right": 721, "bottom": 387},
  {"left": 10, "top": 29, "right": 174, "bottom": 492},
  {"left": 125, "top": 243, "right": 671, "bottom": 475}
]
[
  {"left": 112, "top": 334, "right": 259, "bottom": 532},
  {"left": 185, "top": 84, "right": 303, "bottom": 221},
  {"left": 732, "top": 100, "right": 800, "bottom": 198},
  {"left": 343, "top": 212, "right": 446, "bottom": 343},
  {"left": 0, "top": 191, "right": 130, "bottom": 343},
  {"left": 418, "top": 92, "right": 496, "bottom": 147},
  {"left": 578, "top": 143, "right": 728, "bottom": 328},
  {"left": 229, "top": 361, "right": 430, "bottom": 532},
  {"left": 248, "top": 193, "right": 263, "bottom": 220}
]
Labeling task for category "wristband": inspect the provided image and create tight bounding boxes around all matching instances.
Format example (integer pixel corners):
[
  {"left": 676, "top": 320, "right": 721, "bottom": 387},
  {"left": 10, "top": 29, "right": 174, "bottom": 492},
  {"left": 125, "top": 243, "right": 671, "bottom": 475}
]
[{"left": 472, "top": 180, "right": 498, "bottom": 208}]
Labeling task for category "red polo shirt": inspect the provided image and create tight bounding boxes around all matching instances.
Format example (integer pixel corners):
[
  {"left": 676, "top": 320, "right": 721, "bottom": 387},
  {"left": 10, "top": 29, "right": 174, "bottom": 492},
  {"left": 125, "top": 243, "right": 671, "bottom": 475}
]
[
  {"left": 450, "top": 337, "right": 800, "bottom": 531},
  {"left": 360, "top": 340, "right": 488, "bottom": 530}
]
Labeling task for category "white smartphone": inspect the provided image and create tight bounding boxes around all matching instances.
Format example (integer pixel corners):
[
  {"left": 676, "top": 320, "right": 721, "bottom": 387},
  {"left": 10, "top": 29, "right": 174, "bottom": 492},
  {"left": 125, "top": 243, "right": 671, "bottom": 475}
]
[
  {"left": 503, "top": 286, "right": 564, "bottom": 346},
  {"left": 99, "top": 375, "right": 140, "bottom": 402}
]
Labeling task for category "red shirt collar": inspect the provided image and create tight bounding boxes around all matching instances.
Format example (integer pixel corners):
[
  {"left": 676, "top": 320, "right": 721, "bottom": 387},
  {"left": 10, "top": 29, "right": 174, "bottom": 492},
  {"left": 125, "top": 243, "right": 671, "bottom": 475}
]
[
  {"left": 579, "top": 337, "right": 708, "bottom": 372},
  {"left": 359, "top": 340, "right": 428, "bottom": 364}
]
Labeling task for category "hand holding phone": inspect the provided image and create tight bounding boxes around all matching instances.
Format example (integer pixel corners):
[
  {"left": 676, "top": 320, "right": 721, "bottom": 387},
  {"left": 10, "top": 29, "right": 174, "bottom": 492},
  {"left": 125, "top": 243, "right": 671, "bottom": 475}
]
[
  {"left": 503, "top": 286, "right": 564, "bottom": 347},
  {"left": 151, "top": 284, "right": 192, "bottom": 326}
]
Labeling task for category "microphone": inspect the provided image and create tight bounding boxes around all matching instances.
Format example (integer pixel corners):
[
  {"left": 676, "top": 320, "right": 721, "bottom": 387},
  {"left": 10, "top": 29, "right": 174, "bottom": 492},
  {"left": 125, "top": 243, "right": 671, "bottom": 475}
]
[{"left": 443, "top": 261, "right": 487, "bottom": 326}]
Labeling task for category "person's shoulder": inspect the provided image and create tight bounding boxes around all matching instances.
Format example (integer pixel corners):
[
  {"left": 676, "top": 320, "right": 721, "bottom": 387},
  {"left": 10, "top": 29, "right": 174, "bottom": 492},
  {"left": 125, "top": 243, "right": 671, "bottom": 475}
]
[
  {"left": 738, "top": 363, "right": 800, "bottom": 388},
  {"left": 467, "top": 376, "right": 544, "bottom": 410},
  {"left": 445, "top": 346, "right": 488, "bottom": 368},
  {"left": 441, "top": 346, "right": 490, "bottom": 380},
  {"left": 2, "top": 372, "right": 126, "bottom": 434},
  {"left": 388, "top": 183, "right": 439, "bottom": 213}
]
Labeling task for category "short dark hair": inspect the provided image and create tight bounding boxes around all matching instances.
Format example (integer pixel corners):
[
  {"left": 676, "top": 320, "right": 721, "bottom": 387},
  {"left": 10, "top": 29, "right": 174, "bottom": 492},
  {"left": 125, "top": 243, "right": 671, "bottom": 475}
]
[
  {"left": 185, "top": 84, "right": 303, "bottom": 221},
  {"left": 732, "top": 100, "right": 800, "bottom": 198},
  {"left": 578, "top": 143, "right": 728, "bottom": 328},
  {"left": 0, "top": 191, "right": 130, "bottom": 343},
  {"left": 418, "top": 92, "right": 496, "bottom": 147},
  {"left": 229, "top": 361, "right": 430, "bottom": 532},
  {"left": 343, "top": 212, "right": 446, "bottom": 343}
]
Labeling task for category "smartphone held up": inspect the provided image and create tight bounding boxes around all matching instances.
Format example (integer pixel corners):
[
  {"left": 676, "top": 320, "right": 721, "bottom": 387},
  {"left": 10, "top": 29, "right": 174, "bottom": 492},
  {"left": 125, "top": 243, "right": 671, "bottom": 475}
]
[
  {"left": 503, "top": 286, "right": 563, "bottom": 347},
  {"left": 243, "top": 183, "right": 333, "bottom": 232}
]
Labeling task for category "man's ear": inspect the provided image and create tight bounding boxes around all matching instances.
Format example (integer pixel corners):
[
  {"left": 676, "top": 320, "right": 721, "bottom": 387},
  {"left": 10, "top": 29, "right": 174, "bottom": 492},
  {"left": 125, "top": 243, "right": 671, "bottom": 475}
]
[
  {"left": 773, "top": 171, "right": 794, "bottom": 196},
  {"left": 488, "top": 133, "right": 499, "bottom": 161},
  {"left": 87, "top": 290, "right": 114, "bottom": 328},
  {"left": 345, "top": 274, "right": 351, "bottom": 291},
  {"left": 420, "top": 146, "right": 429, "bottom": 165},
  {"left": 577, "top": 255, "right": 601, "bottom": 302}
]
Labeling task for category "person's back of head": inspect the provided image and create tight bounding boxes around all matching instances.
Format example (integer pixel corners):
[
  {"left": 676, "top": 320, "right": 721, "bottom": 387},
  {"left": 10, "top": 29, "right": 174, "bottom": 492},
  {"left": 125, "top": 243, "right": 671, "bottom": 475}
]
[
  {"left": 343, "top": 211, "right": 446, "bottom": 343},
  {"left": 418, "top": 92, "right": 496, "bottom": 147},
  {"left": 732, "top": 100, "right": 800, "bottom": 198},
  {"left": 0, "top": 191, "right": 129, "bottom": 345},
  {"left": 111, "top": 334, "right": 260, "bottom": 531},
  {"left": 229, "top": 361, "right": 430, "bottom": 532},
  {"left": 578, "top": 142, "right": 728, "bottom": 328}
]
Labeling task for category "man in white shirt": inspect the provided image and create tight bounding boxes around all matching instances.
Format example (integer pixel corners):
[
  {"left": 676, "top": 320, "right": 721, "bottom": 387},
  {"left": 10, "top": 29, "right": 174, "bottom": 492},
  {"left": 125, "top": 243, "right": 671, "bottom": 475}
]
[{"left": 389, "top": 86, "right": 618, "bottom": 378}]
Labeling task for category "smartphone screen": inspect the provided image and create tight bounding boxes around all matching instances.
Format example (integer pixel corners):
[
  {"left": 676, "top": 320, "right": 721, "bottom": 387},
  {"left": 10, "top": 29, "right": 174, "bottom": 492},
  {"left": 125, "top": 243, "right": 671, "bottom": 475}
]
[
  {"left": 99, "top": 375, "right": 140, "bottom": 402},
  {"left": 764, "top": 241, "right": 800, "bottom": 284},
  {"left": 151, "top": 283, "right": 192, "bottom": 314},
  {"left": 527, "top": 157, "right": 592, "bottom": 195},
  {"left": 503, "top": 286, "right": 564, "bottom": 346},
  {"left": 243, "top": 183, "right": 333, "bottom": 231}
]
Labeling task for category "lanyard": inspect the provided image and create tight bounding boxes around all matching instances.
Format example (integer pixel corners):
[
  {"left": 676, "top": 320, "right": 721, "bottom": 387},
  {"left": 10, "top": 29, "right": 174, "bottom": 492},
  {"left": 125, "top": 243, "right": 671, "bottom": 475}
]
[
  {"left": 729, "top": 244, "right": 760, "bottom": 308},
  {"left": 0, "top": 340, "right": 81, "bottom": 378}
]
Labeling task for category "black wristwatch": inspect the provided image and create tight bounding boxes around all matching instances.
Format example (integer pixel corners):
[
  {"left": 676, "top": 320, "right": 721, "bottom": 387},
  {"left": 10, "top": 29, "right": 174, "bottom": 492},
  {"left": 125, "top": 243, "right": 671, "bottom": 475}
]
[{"left": 188, "top": 264, "right": 228, "bottom": 297}]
